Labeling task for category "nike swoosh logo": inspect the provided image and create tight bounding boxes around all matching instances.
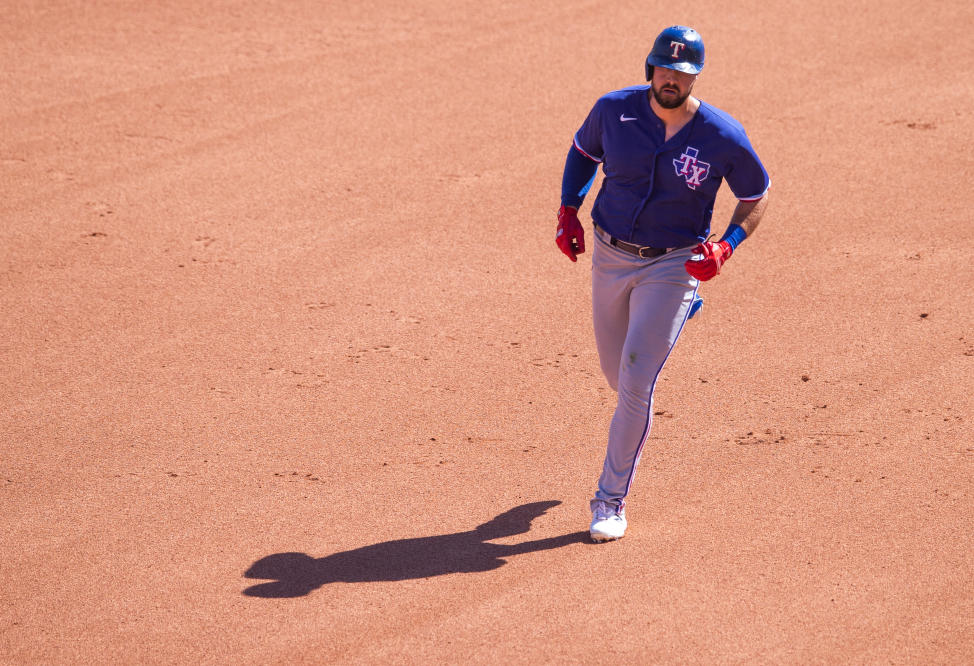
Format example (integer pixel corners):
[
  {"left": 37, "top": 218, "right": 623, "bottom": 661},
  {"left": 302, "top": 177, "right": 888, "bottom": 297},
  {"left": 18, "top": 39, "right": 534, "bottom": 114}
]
[{"left": 620, "top": 114, "right": 638, "bottom": 122}]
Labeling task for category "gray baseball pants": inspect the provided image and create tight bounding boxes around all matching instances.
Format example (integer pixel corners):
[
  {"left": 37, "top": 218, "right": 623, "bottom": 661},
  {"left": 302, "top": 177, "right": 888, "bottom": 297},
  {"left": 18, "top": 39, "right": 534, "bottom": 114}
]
[{"left": 591, "top": 226, "right": 699, "bottom": 509}]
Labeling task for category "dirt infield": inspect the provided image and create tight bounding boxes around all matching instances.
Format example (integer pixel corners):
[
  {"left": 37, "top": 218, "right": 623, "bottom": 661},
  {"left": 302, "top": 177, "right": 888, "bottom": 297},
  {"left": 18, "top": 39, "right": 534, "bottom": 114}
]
[{"left": 2, "top": 1, "right": 972, "bottom": 663}]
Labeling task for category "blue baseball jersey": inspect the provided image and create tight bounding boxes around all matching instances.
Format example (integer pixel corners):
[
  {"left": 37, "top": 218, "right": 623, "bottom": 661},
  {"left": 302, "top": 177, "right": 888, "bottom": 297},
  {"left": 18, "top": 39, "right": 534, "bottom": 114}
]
[{"left": 573, "top": 85, "right": 769, "bottom": 248}]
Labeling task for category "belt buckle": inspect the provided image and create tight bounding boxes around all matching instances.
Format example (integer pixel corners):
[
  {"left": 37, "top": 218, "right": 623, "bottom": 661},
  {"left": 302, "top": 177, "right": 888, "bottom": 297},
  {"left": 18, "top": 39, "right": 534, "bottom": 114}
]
[{"left": 638, "top": 246, "right": 656, "bottom": 258}]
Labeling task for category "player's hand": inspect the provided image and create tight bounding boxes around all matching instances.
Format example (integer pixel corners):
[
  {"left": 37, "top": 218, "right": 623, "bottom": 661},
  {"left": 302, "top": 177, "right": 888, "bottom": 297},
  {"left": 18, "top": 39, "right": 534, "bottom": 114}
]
[
  {"left": 556, "top": 205, "right": 585, "bottom": 262},
  {"left": 684, "top": 240, "right": 733, "bottom": 281}
]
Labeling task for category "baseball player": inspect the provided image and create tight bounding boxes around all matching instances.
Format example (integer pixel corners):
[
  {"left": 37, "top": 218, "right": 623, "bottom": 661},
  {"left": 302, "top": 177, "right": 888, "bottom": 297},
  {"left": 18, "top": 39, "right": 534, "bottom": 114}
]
[{"left": 556, "top": 26, "right": 770, "bottom": 542}]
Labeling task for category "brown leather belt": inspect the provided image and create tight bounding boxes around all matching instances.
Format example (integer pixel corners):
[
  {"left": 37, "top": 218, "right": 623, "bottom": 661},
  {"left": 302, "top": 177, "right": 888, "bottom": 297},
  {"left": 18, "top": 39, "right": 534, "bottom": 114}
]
[{"left": 596, "top": 225, "right": 670, "bottom": 258}]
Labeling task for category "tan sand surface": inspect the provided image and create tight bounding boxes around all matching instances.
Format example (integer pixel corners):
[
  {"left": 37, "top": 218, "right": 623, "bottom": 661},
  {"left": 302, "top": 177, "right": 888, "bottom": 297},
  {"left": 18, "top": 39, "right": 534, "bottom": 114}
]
[{"left": 2, "top": 1, "right": 972, "bottom": 662}]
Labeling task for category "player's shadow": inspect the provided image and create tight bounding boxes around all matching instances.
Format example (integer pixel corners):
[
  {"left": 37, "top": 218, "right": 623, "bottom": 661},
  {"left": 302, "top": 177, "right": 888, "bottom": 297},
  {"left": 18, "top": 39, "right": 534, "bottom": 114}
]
[{"left": 243, "top": 500, "right": 586, "bottom": 597}]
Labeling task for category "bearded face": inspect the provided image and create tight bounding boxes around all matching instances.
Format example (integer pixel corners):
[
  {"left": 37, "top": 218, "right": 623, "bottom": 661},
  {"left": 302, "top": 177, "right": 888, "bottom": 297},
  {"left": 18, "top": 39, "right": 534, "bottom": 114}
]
[{"left": 650, "top": 67, "right": 697, "bottom": 109}]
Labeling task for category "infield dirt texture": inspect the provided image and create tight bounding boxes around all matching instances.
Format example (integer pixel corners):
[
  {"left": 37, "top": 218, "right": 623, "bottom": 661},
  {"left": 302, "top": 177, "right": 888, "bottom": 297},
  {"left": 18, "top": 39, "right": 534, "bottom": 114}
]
[{"left": 2, "top": 1, "right": 972, "bottom": 663}]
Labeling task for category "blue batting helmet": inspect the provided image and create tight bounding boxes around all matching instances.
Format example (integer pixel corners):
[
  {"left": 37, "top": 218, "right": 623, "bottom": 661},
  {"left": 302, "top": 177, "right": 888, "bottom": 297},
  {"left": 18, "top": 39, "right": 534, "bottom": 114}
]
[{"left": 645, "top": 26, "right": 705, "bottom": 80}]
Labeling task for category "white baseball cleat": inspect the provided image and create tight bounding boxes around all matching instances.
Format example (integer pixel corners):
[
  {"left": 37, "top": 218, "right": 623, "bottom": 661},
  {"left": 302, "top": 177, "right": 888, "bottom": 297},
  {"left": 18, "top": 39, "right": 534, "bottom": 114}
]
[{"left": 589, "top": 500, "right": 627, "bottom": 542}]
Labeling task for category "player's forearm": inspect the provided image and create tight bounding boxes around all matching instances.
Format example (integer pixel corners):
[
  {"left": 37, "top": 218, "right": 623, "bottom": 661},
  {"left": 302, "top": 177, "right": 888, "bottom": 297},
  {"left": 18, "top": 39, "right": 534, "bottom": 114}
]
[
  {"left": 561, "top": 144, "right": 599, "bottom": 209},
  {"left": 728, "top": 193, "right": 769, "bottom": 237}
]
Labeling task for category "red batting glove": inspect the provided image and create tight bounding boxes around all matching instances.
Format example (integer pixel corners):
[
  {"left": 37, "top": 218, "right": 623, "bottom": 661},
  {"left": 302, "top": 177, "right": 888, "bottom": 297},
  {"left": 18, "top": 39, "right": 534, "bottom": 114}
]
[
  {"left": 556, "top": 205, "right": 586, "bottom": 262},
  {"left": 684, "top": 240, "right": 733, "bottom": 281}
]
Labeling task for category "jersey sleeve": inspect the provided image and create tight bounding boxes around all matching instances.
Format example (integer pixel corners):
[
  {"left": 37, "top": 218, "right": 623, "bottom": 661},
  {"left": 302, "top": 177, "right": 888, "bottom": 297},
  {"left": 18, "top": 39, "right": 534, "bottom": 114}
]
[
  {"left": 572, "top": 98, "right": 605, "bottom": 163},
  {"left": 724, "top": 133, "right": 770, "bottom": 201}
]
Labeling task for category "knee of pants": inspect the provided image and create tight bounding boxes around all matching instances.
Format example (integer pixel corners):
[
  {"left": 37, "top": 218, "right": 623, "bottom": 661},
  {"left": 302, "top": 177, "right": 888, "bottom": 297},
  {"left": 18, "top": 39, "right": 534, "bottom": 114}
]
[
  {"left": 616, "top": 377, "right": 652, "bottom": 414},
  {"left": 615, "top": 355, "right": 659, "bottom": 405}
]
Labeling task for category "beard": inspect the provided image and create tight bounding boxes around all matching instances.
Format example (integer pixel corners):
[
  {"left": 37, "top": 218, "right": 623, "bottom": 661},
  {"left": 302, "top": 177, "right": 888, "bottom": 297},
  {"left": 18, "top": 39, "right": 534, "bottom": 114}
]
[{"left": 651, "top": 82, "right": 691, "bottom": 109}]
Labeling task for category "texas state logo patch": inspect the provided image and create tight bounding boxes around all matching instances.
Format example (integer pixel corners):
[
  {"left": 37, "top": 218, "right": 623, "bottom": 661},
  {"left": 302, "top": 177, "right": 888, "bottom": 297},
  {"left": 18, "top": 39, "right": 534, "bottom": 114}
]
[{"left": 673, "top": 147, "right": 710, "bottom": 190}]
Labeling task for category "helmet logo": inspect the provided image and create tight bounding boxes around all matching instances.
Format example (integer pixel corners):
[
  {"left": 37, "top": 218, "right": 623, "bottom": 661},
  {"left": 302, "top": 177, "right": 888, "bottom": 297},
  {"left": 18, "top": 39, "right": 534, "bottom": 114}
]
[{"left": 670, "top": 41, "right": 686, "bottom": 58}]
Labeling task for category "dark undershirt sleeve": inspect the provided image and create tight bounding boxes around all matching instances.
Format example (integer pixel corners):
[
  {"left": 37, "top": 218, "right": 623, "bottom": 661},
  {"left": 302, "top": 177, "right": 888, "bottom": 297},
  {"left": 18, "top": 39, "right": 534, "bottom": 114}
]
[{"left": 560, "top": 144, "right": 599, "bottom": 209}]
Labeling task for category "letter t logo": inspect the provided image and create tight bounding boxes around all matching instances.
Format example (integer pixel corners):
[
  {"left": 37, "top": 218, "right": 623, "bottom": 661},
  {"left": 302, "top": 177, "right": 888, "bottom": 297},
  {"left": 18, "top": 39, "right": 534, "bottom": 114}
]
[{"left": 670, "top": 41, "right": 686, "bottom": 58}]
